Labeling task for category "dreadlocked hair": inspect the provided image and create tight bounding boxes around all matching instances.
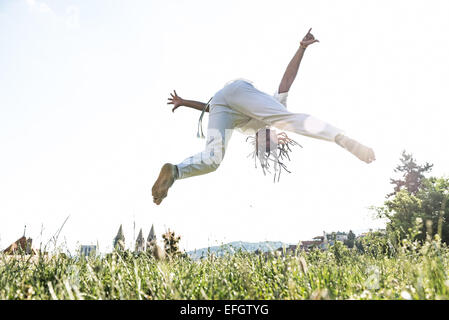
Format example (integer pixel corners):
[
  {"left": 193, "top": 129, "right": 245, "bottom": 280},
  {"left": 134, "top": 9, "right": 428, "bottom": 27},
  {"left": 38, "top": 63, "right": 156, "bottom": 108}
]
[{"left": 246, "top": 127, "right": 302, "bottom": 182}]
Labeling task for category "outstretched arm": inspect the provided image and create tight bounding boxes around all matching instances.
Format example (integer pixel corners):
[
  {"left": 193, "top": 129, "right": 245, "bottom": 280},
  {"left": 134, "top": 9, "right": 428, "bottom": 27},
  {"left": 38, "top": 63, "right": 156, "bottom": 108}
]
[
  {"left": 278, "top": 28, "right": 319, "bottom": 94},
  {"left": 167, "top": 90, "right": 209, "bottom": 113}
]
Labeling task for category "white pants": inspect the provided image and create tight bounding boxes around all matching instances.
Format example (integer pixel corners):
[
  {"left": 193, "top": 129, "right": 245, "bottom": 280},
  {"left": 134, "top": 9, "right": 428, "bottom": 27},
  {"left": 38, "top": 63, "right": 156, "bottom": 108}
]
[{"left": 176, "top": 80, "right": 343, "bottom": 179}]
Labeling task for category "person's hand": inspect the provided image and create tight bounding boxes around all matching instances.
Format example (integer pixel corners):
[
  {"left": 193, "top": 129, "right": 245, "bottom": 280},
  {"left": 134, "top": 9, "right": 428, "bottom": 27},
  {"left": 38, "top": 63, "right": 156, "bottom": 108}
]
[
  {"left": 300, "top": 28, "right": 319, "bottom": 49},
  {"left": 167, "top": 90, "right": 183, "bottom": 112}
]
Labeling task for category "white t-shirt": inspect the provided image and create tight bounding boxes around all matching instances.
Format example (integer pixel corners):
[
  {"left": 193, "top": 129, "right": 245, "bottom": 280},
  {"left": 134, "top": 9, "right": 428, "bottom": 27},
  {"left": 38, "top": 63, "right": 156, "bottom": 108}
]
[{"left": 237, "top": 91, "right": 288, "bottom": 135}]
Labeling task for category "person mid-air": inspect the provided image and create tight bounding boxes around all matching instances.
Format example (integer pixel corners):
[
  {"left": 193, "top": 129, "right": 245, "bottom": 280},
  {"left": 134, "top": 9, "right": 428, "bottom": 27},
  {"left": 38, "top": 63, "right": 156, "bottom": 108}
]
[{"left": 152, "top": 29, "right": 375, "bottom": 205}]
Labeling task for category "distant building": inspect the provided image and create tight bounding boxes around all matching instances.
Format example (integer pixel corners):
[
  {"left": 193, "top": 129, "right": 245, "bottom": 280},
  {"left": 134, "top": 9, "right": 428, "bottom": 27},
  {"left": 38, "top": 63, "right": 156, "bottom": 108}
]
[
  {"left": 300, "top": 231, "right": 329, "bottom": 250},
  {"left": 3, "top": 236, "right": 36, "bottom": 255},
  {"left": 80, "top": 245, "right": 97, "bottom": 257},
  {"left": 279, "top": 231, "right": 335, "bottom": 254},
  {"left": 323, "top": 231, "right": 349, "bottom": 245},
  {"left": 113, "top": 225, "right": 125, "bottom": 251},
  {"left": 111, "top": 223, "right": 163, "bottom": 256},
  {"left": 147, "top": 225, "right": 156, "bottom": 241},
  {"left": 276, "top": 238, "right": 327, "bottom": 254},
  {"left": 135, "top": 229, "right": 145, "bottom": 252},
  {"left": 146, "top": 224, "right": 156, "bottom": 252},
  {"left": 336, "top": 234, "right": 348, "bottom": 242}
]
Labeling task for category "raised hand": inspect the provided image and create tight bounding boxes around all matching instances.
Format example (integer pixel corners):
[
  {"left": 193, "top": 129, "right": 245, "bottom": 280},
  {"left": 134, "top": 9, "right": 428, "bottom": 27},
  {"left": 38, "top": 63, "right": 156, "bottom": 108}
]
[
  {"left": 300, "top": 28, "right": 319, "bottom": 48},
  {"left": 167, "top": 90, "right": 184, "bottom": 112}
]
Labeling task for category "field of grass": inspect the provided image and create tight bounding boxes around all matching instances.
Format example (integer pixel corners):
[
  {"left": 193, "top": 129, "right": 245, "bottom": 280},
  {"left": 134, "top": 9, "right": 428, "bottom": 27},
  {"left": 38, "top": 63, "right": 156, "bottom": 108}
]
[{"left": 1, "top": 239, "right": 449, "bottom": 300}]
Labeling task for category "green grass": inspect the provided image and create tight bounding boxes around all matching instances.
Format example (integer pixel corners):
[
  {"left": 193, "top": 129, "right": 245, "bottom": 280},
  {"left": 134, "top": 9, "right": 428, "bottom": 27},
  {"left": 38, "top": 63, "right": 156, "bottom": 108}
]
[{"left": 1, "top": 239, "right": 449, "bottom": 300}]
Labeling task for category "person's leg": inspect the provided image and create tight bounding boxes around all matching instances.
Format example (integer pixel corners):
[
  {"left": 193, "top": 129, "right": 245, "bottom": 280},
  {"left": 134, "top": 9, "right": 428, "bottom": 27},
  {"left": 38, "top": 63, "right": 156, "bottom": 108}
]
[
  {"left": 175, "top": 105, "right": 240, "bottom": 179},
  {"left": 151, "top": 104, "right": 248, "bottom": 205},
  {"left": 223, "top": 81, "right": 375, "bottom": 163},
  {"left": 151, "top": 163, "right": 178, "bottom": 205},
  {"left": 224, "top": 81, "right": 341, "bottom": 141}
]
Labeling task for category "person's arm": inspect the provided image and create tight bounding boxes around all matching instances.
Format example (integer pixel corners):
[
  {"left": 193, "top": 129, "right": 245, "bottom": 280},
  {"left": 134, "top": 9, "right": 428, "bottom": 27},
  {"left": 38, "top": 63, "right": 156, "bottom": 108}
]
[
  {"left": 278, "top": 28, "right": 319, "bottom": 94},
  {"left": 167, "top": 90, "right": 209, "bottom": 113}
]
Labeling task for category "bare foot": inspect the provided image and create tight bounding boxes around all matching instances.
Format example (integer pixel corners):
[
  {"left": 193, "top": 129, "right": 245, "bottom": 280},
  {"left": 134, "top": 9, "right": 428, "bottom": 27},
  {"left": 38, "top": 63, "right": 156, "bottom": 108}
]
[
  {"left": 152, "top": 163, "right": 178, "bottom": 205},
  {"left": 335, "top": 134, "right": 376, "bottom": 164}
]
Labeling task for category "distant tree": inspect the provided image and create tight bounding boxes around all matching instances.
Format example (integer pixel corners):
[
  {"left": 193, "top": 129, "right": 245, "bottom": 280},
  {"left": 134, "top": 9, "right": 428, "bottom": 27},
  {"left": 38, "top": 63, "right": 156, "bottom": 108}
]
[
  {"left": 162, "top": 229, "right": 182, "bottom": 257},
  {"left": 376, "top": 152, "right": 449, "bottom": 244},
  {"left": 355, "top": 231, "right": 393, "bottom": 257},
  {"left": 381, "top": 177, "right": 449, "bottom": 243},
  {"left": 331, "top": 232, "right": 337, "bottom": 242},
  {"left": 418, "top": 177, "right": 449, "bottom": 242},
  {"left": 388, "top": 151, "right": 433, "bottom": 197},
  {"left": 344, "top": 230, "right": 356, "bottom": 248}
]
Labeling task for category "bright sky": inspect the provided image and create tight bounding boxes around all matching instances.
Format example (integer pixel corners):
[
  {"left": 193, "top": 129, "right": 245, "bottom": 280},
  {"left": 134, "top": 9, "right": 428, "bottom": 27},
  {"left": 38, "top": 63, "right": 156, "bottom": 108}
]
[{"left": 1, "top": 0, "right": 449, "bottom": 253}]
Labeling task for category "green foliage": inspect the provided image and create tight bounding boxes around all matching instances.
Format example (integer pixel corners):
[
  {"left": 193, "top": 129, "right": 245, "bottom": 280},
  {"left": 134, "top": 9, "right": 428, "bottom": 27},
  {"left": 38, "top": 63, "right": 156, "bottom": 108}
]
[
  {"left": 376, "top": 152, "right": 449, "bottom": 244},
  {"left": 418, "top": 177, "right": 449, "bottom": 242},
  {"left": 377, "top": 177, "right": 449, "bottom": 244},
  {"left": 344, "top": 230, "right": 356, "bottom": 248},
  {"left": 1, "top": 238, "right": 449, "bottom": 300},
  {"left": 355, "top": 231, "right": 395, "bottom": 258}
]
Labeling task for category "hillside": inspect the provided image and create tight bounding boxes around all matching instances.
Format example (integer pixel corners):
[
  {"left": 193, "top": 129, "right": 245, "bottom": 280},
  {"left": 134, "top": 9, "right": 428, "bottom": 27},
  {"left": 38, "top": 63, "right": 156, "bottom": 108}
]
[{"left": 187, "top": 241, "right": 289, "bottom": 260}]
